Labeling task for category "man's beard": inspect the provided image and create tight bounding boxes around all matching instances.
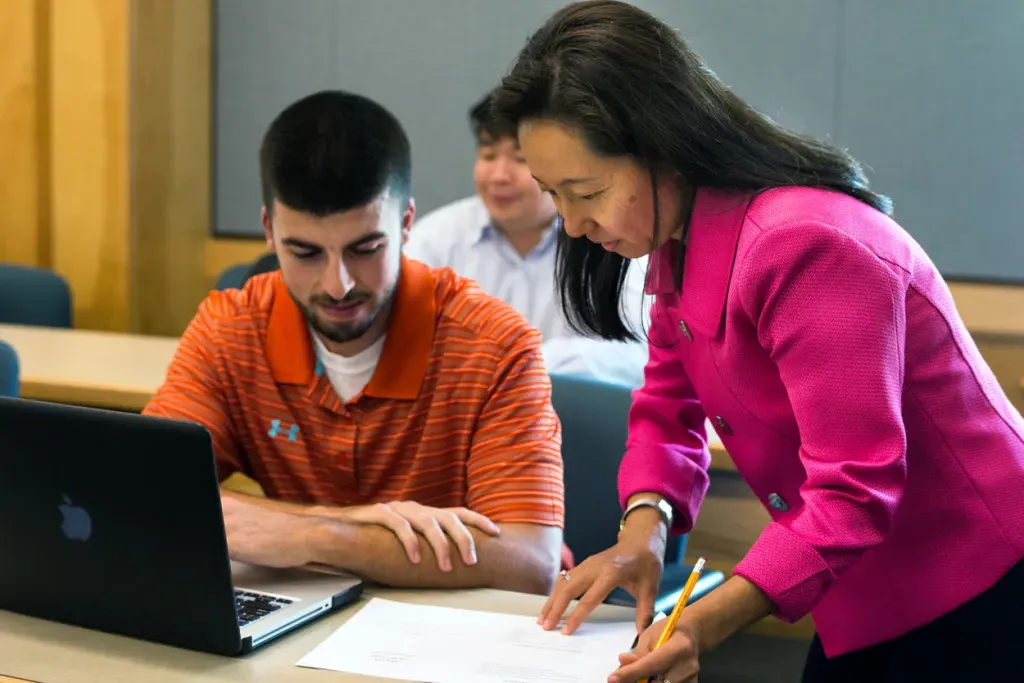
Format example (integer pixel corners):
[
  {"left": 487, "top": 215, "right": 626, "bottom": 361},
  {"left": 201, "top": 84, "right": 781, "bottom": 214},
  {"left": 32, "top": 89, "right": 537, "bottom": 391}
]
[{"left": 292, "top": 284, "right": 397, "bottom": 345}]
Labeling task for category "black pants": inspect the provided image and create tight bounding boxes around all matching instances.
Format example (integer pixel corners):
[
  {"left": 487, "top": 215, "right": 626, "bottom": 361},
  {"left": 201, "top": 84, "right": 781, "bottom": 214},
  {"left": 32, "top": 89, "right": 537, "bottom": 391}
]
[{"left": 802, "top": 560, "right": 1024, "bottom": 682}]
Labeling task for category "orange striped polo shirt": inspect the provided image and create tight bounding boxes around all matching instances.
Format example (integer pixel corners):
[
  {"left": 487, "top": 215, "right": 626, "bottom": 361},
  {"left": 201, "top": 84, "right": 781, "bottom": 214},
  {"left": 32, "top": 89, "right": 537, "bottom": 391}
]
[{"left": 143, "top": 256, "right": 564, "bottom": 527}]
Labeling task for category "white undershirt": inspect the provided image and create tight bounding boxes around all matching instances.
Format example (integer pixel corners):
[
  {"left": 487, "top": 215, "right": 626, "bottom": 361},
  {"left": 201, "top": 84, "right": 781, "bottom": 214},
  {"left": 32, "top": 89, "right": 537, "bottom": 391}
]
[{"left": 311, "top": 331, "right": 386, "bottom": 402}]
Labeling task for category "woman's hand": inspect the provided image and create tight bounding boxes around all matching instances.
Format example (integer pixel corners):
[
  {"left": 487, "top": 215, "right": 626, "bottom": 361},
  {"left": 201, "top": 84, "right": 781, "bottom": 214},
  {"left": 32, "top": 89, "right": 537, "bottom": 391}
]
[
  {"left": 609, "top": 617, "right": 702, "bottom": 683},
  {"left": 538, "top": 507, "right": 667, "bottom": 634},
  {"left": 610, "top": 575, "right": 776, "bottom": 683}
]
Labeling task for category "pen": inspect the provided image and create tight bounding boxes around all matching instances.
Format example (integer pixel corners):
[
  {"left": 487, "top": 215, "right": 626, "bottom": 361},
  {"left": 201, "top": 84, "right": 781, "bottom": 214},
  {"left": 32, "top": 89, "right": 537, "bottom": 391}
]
[{"left": 638, "top": 557, "right": 705, "bottom": 683}]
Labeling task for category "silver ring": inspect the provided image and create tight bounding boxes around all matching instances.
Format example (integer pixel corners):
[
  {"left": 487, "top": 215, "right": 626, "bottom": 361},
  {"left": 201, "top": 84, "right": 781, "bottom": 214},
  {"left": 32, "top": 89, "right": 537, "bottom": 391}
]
[{"left": 559, "top": 570, "right": 571, "bottom": 582}]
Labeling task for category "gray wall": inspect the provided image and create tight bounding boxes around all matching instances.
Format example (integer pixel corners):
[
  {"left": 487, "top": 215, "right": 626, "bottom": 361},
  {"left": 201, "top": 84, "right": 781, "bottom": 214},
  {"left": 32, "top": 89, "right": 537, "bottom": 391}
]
[{"left": 215, "top": 0, "right": 1024, "bottom": 282}]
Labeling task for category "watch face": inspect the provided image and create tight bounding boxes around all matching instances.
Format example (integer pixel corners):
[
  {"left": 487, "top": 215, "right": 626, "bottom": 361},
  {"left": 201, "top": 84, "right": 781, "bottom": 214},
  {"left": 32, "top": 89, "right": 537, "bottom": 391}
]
[{"left": 656, "top": 500, "right": 673, "bottom": 524}]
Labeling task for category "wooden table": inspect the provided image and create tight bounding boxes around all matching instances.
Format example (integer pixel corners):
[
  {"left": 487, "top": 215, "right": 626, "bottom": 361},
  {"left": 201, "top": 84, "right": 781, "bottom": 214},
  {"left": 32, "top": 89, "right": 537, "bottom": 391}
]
[
  {"left": 0, "top": 587, "right": 634, "bottom": 683},
  {"left": 0, "top": 324, "right": 179, "bottom": 412}
]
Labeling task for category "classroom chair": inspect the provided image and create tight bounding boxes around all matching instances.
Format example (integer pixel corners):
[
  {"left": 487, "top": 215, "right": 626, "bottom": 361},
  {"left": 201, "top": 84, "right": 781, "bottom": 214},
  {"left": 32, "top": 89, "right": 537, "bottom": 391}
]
[
  {"left": 0, "top": 264, "right": 73, "bottom": 328},
  {"left": 0, "top": 340, "right": 19, "bottom": 398},
  {"left": 550, "top": 372, "right": 724, "bottom": 613},
  {"left": 214, "top": 263, "right": 251, "bottom": 291},
  {"left": 246, "top": 252, "right": 279, "bottom": 279},
  {"left": 215, "top": 253, "right": 279, "bottom": 291}
]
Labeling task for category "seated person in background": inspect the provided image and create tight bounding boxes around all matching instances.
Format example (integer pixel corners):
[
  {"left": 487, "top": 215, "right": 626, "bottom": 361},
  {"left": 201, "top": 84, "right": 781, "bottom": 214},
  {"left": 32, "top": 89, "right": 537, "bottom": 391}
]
[
  {"left": 144, "top": 90, "right": 565, "bottom": 595},
  {"left": 405, "top": 93, "right": 649, "bottom": 388}
]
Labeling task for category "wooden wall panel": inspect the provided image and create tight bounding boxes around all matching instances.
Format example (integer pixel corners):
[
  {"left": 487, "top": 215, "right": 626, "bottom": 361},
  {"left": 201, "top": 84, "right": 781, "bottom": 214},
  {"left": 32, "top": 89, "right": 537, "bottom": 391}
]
[
  {"left": 130, "top": 0, "right": 212, "bottom": 336},
  {"left": 204, "top": 238, "right": 267, "bottom": 290},
  {"left": 0, "top": 0, "right": 47, "bottom": 267},
  {"left": 2, "top": 0, "right": 216, "bottom": 336},
  {"left": 48, "top": 0, "right": 131, "bottom": 331},
  {"left": 948, "top": 282, "right": 1024, "bottom": 339}
]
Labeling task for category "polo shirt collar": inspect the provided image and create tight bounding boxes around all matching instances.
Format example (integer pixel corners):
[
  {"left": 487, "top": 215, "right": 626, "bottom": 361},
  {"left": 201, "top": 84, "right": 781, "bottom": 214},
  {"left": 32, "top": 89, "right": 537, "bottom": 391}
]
[{"left": 265, "top": 255, "right": 436, "bottom": 400}]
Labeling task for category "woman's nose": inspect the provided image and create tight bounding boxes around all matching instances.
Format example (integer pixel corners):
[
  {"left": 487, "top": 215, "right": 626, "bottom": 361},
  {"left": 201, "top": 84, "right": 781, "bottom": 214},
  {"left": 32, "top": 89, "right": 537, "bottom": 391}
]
[{"left": 561, "top": 207, "right": 589, "bottom": 239}]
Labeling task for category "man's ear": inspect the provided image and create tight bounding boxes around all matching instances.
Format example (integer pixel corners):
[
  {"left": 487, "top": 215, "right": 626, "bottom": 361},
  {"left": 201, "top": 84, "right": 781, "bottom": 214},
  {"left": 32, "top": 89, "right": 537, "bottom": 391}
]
[
  {"left": 400, "top": 197, "right": 416, "bottom": 245},
  {"left": 260, "top": 206, "right": 274, "bottom": 250}
]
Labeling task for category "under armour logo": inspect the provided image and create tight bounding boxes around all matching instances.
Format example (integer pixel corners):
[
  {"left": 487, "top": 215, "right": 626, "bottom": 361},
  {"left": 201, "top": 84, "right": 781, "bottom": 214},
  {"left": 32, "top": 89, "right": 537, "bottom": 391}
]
[{"left": 267, "top": 419, "right": 299, "bottom": 442}]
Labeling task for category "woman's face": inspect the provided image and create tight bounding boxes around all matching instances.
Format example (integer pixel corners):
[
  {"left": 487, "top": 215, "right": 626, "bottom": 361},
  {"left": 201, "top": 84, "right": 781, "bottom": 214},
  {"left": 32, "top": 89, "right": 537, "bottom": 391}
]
[{"left": 518, "top": 120, "right": 683, "bottom": 259}]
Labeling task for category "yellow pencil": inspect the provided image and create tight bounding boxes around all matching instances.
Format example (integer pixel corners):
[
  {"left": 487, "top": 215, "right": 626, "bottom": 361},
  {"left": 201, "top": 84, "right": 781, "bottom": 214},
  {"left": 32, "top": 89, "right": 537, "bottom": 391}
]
[{"left": 639, "top": 557, "right": 705, "bottom": 683}]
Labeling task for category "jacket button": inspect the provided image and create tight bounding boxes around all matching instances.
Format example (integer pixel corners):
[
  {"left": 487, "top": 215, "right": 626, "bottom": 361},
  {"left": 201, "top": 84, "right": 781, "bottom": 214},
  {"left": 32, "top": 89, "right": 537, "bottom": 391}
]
[
  {"left": 678, "top": 319, "right": 693, "bottom": 341},
  {"left": 768, "top": 493, "right": 789, "bottom": 512},
  {"left": 712, "top": 415, "right": 732, "bottom": 436}
]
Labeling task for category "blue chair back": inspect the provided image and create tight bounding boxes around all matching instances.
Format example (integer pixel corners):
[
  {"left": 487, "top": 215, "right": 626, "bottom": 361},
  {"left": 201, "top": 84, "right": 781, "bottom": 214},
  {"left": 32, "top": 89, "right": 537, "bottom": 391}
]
[
  {"left": 0, "top": 264, "right": 72, "bottom": 327},
  {"left": 246, "top": 252, "right": 279, "bottom": 279},
  {"left": 0, "top": 340, "right": 19, "bottom": 398},
  {"left": 550, "top": 373, "right": 685, "bottom": 565},
  {"left": 214, "top": 263, "right": 251, "bottom": 291},
  {"left": 215, "top": 253, "right": 281, "bottom": 291}
]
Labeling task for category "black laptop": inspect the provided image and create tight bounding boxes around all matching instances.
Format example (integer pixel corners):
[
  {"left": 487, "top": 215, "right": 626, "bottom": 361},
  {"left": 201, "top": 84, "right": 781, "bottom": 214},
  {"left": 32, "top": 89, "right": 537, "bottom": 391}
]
[{"left": 0, "top": 397, "right": 363, "bottom": 655}]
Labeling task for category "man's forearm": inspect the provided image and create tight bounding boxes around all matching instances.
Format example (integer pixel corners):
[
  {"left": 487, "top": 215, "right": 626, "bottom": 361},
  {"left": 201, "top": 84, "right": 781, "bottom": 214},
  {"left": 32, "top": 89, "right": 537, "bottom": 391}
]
[
  {"left": 221, "top": 489, "right": 351, "bottom": 519},
  {"left": 221, "top": 490, "right": 562, "bottom": 594},
  {"left": 308, "top": 519, "right": 561, "bottom": 596}
]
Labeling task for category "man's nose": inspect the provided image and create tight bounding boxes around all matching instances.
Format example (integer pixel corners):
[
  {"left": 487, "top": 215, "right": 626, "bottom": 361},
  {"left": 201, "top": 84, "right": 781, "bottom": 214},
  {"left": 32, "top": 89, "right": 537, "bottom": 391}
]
[{"left": 322, "top": 256, "right": 356, "bottom": 299}]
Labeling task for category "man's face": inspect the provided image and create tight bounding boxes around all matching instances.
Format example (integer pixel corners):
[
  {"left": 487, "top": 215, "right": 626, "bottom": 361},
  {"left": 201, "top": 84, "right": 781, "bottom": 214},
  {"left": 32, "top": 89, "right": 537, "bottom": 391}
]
[
  {"left": 262, "top": 192, "right": 414, "bottom": 353},
  {"left": 473, "top": 133, "right": 555, "bottom": 231}
]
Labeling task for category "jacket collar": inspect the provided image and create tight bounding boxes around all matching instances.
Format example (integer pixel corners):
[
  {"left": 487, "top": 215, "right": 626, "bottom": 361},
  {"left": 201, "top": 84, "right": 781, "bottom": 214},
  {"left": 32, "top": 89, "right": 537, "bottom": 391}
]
[{"left": 646, "top": 187, "right": 753, "bottom": 337}]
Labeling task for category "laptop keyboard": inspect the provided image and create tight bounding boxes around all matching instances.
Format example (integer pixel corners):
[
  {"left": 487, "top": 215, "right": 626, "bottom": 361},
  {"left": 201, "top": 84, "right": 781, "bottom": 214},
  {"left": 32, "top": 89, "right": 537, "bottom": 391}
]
[{"left": 235, "top": 589, "right": 295, "bottom": 626}]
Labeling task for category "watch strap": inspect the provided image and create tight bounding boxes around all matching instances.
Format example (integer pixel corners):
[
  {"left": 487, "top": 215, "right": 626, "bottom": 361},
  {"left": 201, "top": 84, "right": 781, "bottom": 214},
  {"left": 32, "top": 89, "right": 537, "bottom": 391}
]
[{"left": 619, "top": 497, "right": 673, "bottom": 531}]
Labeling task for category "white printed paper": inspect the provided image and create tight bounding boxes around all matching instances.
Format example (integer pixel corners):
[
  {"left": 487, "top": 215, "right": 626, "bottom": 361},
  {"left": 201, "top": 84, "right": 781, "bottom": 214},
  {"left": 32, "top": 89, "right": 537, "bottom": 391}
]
[{"left": 297, "top": 598, "right": 637, "bottom": 683}]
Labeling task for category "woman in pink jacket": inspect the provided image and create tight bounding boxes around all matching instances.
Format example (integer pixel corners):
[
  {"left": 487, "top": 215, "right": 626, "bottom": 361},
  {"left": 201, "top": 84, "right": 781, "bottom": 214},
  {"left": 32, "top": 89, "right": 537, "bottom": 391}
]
[{"left": 492, "top": 2, "right": 1024, "bottom": 681}]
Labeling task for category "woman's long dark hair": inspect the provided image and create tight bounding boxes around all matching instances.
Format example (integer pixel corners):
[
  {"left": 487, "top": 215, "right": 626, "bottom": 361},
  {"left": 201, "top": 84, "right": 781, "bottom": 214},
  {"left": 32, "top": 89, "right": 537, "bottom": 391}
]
[{"left": 491, "top": 0, "right": 891, "bottom": 342}]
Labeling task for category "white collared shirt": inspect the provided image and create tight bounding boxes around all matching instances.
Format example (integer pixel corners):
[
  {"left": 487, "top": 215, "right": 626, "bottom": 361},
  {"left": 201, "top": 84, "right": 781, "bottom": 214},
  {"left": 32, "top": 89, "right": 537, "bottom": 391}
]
[{"left": 406, "top": 196, "right": 649, "bottom": 387}]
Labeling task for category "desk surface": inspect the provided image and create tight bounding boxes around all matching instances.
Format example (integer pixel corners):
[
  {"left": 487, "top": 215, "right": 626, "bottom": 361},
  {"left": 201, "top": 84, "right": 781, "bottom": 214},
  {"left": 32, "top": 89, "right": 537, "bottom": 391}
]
[
  {"left": 0, "top": 587, "right": 634, "bottom": 683},
  {"left": 0, "top": 323, "right": 737, "bottom": 470},
  {"left": 0, "top": 324, "right": 179, "bottom": 412}
]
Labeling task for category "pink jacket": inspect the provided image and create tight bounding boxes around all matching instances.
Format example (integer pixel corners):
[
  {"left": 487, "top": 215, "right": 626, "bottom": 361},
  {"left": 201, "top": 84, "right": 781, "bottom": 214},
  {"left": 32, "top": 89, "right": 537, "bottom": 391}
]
[{"left": 620, "top": 186, "right": 1024, "bottom": 656}]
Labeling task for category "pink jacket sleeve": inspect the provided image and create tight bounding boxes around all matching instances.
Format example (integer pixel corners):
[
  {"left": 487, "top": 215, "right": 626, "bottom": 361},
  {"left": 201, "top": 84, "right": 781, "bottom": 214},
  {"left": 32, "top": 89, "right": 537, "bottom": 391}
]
[
  {"left": 732, "top": 223, "right": 909, "bottom": 622},
  {"left": 619, "top": 298, "right": 711, "bottom": 534}
]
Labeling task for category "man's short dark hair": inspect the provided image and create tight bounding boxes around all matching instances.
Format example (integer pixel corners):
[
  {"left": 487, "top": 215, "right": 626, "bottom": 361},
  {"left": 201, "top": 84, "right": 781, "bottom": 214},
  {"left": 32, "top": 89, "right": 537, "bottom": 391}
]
[
  {"left": 469, "top": 92, "right": 518, "bottom": 145},
  {"left": 259, "top": 90, "right": 411, "bottom": 216}
]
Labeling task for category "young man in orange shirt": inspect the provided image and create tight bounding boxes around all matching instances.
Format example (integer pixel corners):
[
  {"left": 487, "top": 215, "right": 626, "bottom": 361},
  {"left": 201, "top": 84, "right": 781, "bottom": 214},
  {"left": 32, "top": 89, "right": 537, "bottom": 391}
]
[{"left": 144, "top": 91, "right": 565, "bottom": 595}]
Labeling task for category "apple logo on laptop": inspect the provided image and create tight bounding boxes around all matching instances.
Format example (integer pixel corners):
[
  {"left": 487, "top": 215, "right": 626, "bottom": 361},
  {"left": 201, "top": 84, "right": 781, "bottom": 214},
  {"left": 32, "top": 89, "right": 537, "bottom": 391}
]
[{"left": 59, "top": 495, "right": 92, "bottom": 542}]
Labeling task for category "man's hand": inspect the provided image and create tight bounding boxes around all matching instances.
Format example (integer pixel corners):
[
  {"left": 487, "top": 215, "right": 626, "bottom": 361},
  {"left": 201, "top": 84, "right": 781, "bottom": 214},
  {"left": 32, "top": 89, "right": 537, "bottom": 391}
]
[
  {"left": 221, "top": 495, "right": 319, "bottom": 567},
  {"left": 340, "top": 501, "right": 500, "bottom": 572}
]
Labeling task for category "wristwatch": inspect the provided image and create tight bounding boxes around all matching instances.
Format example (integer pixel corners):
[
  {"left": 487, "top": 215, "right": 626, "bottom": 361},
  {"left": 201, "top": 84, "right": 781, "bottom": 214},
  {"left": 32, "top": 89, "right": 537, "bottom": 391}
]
[{"left": 619, "top": 497, "right": 674, "bottom": 531}]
